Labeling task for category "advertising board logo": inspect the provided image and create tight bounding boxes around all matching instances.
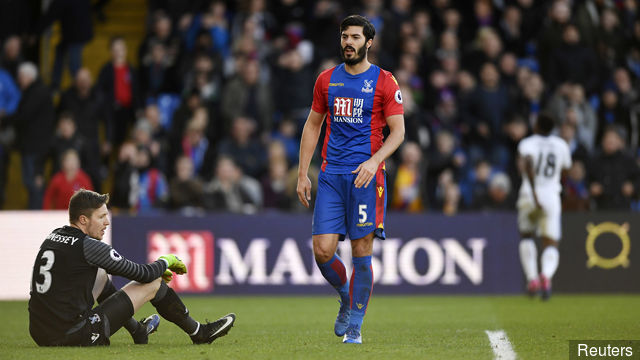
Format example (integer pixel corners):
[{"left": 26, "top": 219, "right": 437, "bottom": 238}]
[
  {"left": 585, "top": 222, "right": 630, "bottom": 269},
  {"left": 215, "top": 237, "right": 487, "bottom": 287},
  {"left": 148, "top": 231, "right": 215, "bottom": 292}
]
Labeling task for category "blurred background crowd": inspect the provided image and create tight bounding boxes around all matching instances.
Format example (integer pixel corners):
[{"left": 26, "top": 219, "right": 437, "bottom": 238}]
[{"left": 0, "top": 0, "right": 639, "bottom": 215}]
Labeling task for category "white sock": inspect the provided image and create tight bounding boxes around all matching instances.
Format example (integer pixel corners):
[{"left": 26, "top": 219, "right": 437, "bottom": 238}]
[
  {"left": 541, "top": 246, "right": 559, "bottom": 280},
  {"left": 519, "top": 239, "right": 538, "bottom": 282}
]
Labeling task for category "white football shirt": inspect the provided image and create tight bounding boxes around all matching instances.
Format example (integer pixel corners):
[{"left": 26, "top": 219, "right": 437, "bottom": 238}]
[{"left": 518, "top": 134, "right": 572, "bottom": 198}]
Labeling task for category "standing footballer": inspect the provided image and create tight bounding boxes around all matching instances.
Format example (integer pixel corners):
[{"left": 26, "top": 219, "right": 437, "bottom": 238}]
[
  {"left": 296, "top": 15, "right": 405, "bottom": 344},
  {"left": 29, "top": 189, "right": 236, "bottom": 346},
  {"left": 517, "top": 114, "right": 572, "bottom": 300}
]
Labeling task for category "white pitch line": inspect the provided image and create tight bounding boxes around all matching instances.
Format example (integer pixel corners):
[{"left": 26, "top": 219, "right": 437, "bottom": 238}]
[{"left": 485, "top": 330, "right": 517, "bottom": 360}]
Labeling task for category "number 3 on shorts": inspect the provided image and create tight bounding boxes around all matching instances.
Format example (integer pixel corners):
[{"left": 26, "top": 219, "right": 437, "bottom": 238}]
[{"left": 358, "top": 204, "right": 367, "bottom": 223}]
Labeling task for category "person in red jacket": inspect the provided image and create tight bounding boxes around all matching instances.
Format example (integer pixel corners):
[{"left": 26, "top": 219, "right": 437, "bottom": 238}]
[{"left": 43, "top": 149, "right": 93, "bottom": 209}]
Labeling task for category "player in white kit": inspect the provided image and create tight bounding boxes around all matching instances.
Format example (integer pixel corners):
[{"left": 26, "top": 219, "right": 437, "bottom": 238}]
[{"left": 517, "top": 114, "right": 572, "bottom": 300}]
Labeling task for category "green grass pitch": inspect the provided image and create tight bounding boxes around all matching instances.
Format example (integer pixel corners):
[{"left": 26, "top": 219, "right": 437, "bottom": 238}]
[{"left": 1, "top": 295, "right": 638, "bottom": 359}]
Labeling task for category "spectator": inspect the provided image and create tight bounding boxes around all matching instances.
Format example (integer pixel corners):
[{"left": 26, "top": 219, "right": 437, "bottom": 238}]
[
  {"left": 546, "top": 83, "right": 597, "bottom": 152},
  {"left": 614, "top": 67, "right": 639, "bottom": 108},
  {"left": 0, "top": 36, "right": 24, "bottom": 80},
  {"left": 272, "top": 48, "right": 314, "bottom": 120},
  {"left": 139, "top": 41, "right": 178, "bottom": 99},
  {"left": 597, "top": 8, "right": 626, "bottom": 72},
  {"left": 35, "top": 0, "right": 93, "bottom": 90},
  {"left": 220, "top": 59, "right": 273, "bottom": 134},
  {"left": 174, "top": 109, "right": 216, "bottom": 180},
  {"left": 438, "top": 170, "right": 462, "bottom": 216},
  {"left": 58, "top": 68, "right": 105, "bottom": 188},
  {"left": 484, "top": 172, "right": 514, "bottom": 211},
  {"left": 514, "top": 72, "right": 544, "bottom": 125},
  {"left": 547, "top": 24, "right": 599, "bottom": 94},
  {"left": 110, "top": 141, "right": 137, "bottom": 211},
  {"left": 499, "top": 5, "right": 525, "bottom": 56},
  {"left": 49, "top": 112, "right": 92, "bottom": 178},
  {"left": 537, "top": 0, "right": 571, "bottom": 80},
  {"left": 169, "top": 155, "right": 205, "bottom": 214},
  {"left": 204, "top": 155, "right": 262, "bottom": 214},
  {"left": 563, "top": 160, "right": 590, "bottom": 211},
  {"left": 391, "top": 142, "right": 425, "bottom": 212},
  {"left": 97, "top": 37, "right": 140, "bottom": 148},
  {"left": 426, "top": 130, "right": 464, "bottom": 209},
  {"left": 181, "top": 54, "right": 223, "bottom": 105},
  {"left": 467, "top": 160, "right": 493, "bottom": 210},
  {"left": 217, "top": 115, "right": 266, "bottom": 178},
  {"left": 261, "top": 155, "right": 291, "bottom": 211},
  {"left": 138, "top": 12, "right": 182, "bottom": 68},
  {"left": 588, "top": 126, "right": 640, "bottom": 210},
  {"left": 463, "top": 27, "right": 503, "bottom": 77},
  {"left": 131, "top": 145, "right": 169, "bottom": 213},
  {"left": 42, "top": 149, "right": 93, "bottom": 209},
  {"left": 135, "top": 104, "right": 169, "bottom": 172},
  {"left": 0, "top": 67, "right": 19, "bottom": 207},
  {"left": 597, "top": 88, "right": 630, "bottom": 145},
  {"left": 463, "top": 62, "right": 511, "bottom": 168},
  {"left": 11, "top": 62, "right": 55, "bottom": 209},
  {"left": 558, "top": 122, "right": 589, "bottom": 164},
  {"left": 270, "top": 117, "right": 300, "bottom": 165},
  {"left": 184, "top": 1, "right": 231, "bottom": 58}
]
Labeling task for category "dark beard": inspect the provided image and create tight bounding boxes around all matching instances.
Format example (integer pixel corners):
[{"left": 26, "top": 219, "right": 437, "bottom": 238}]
[{"left": 341, "top": 44, "right": 367, "bottom": 65}]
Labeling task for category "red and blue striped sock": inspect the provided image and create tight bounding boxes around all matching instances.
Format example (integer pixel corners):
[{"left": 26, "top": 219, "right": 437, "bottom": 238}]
[
  {"left": 349, "top": 255, "right": 373, "bottom": 327},
  {"left": 317, "top": 254, "right": 350, "bottom": 304}
]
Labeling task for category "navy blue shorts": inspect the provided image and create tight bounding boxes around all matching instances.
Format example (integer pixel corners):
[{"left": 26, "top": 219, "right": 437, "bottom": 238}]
[{"left": 312, "top": 168, "right": 387, "bottom": 240}]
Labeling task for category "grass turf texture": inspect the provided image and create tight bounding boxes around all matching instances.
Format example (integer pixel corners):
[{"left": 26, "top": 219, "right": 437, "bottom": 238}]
[{"left": 1, "top": 295, "right": 638, "bottom": 359}]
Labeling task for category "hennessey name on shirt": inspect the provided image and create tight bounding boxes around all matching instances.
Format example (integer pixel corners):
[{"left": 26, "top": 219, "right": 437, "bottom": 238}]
[{"left": 45, "top": 233, "right": 80, "bottom": 245}]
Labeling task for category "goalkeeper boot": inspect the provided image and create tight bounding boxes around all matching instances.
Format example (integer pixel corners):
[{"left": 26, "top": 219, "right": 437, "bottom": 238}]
[
  {"left": 540, "top": 274, "right": 552, "bottom": 301},
  {"left": 342, "top": 324, "right": 362, "bottom": 344},
  {"left": 191, "top": 313, "right": 236, "bottom": 344},
  {"left": 334, "top": 300, "right": 351, "bottom": 337},
  {"left": 133, "top": 314, "right": 160, "bottom": 344}
]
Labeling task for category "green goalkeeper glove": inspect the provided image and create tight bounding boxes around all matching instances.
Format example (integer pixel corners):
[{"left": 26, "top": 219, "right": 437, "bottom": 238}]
[
  {"left": 159, "top": 254, "right": 187, "bottom": 274},
  {"left": 162, "top": 269, "right": 174, "bottom": 283}
]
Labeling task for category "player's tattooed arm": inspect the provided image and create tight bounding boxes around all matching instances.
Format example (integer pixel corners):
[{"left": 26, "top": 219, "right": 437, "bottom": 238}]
[{"left": 83, "top": 238, "right": 167, "bottom": 283}]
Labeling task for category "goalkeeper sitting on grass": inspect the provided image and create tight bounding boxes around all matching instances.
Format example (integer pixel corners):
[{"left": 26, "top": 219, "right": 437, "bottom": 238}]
[{"left": 28, "top": 189, "right": 236, "bottom": 346}]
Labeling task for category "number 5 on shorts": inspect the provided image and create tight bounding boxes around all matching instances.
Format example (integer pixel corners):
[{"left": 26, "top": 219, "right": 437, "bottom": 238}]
[{"left": 359, "top": 204, "right": 367, "bottom": 223}]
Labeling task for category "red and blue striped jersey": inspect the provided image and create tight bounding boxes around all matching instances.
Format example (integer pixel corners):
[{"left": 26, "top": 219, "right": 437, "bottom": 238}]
[{"left": 311, "top": 63, "right": 404, "bottom": 174}]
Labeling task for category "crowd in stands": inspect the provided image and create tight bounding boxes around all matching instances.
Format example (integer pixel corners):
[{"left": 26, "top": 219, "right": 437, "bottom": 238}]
[{"left": 0, "top": 0, "right": 639, "bottom": 215}]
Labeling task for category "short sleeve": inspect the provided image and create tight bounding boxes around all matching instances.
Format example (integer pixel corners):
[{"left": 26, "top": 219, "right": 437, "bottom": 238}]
[
  {"left": 311, "top": 70, "right": 330, "bottom": 114},
  {"left": 382, "top": 71, "right": 404, "bottom": 118},
  {"left": 517, "top": 139, "right": 530, "bottom": 157}
]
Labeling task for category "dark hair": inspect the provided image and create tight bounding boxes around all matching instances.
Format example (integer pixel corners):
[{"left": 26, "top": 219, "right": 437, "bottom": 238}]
[
  {"left": 109, "top": 35, "right": 125, "bottom": 48},
  {"left": 340, "top": 15, "right": 376, "bottom": 42},
  {"left": 536, "top": 113, "right": 555, "bottom": 135},
  {"left": 58, "top": 111, "right": 75, "bottom": 123},
  {"left": 69, "top": 189, "right": 109, "bottom": 224},
  {"left": 603, "top": 124, "right": 627, "bottom": 142}
]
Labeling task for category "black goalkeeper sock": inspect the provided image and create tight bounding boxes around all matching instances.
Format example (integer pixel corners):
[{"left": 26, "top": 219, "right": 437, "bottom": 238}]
[
  {"left": 151, "top": 282, "right": 199, "bottom": 335},
  {"left": 124, "top": 317, "right": 142, "bottom": 335},
  {"left": 98, "top": 280, "right": 142, "bottom": 336},
  {"left": 97, "top": 279, "right": 117, "bottom": 303}
]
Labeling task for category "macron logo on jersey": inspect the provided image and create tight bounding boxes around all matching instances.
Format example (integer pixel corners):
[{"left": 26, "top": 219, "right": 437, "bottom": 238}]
[{"left": 333, "top": 97, "right": 364, "bottom": 123}]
